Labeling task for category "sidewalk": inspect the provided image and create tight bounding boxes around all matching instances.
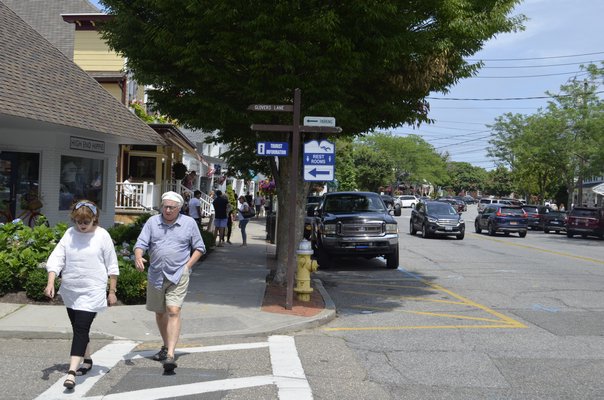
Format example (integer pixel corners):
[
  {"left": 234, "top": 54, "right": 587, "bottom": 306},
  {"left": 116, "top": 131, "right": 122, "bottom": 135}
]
[{"left": 0, "top": 218, "right": 335, "bottom": 341}]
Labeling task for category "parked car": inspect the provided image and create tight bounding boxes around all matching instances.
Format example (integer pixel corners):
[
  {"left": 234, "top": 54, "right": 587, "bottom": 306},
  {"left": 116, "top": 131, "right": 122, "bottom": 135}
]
[
  {"left": 462, "top": 195, "right": 477, "bottom": 205},
  {"left": 397, "top": 194, "right": 419, "bottom": 208},
  {"left": 438, "top": 198, "right": 465, "bottom": 213},
  {"left": 522, "top": 205, "right": 550, "bottom": 230},
  {"left": 541, "top": 210, "right": 567, "bottom": 234},
  {"left": 477, "top": 198, "right": 512, "bottom": 213},
  {"left": 475, "top": 205, "right": 528, "bottom": 237},
  {"left": 566, "top": 207, "right": 604, "bottom": 239},
  {"left": 311, "top": 191, "right": 401, "bottom": 269},
  {"left": 303, "top": 195, "right": 323, "bottom": 239},
  {"left": 380, "top": 194, "right": 401, "bottom": 213},
  {"left": 409, "top": 201, "right": 465, "bottom": 240}
]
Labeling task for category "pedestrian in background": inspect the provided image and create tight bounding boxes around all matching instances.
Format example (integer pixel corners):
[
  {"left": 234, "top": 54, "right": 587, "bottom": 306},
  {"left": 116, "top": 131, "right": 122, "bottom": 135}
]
[
  {"left": 237, "top": 195, "right": 252, "bottom": 246},
  {"left": 226, "top": 201, "right": 234, "bottom": 244},
  {"left": 44, "top": 200, "right": 118, "bottom": 390},
  {"left": 134, "top": 191, "right": 205, "bottom": 372},
  {"left": 212, "top": 190, "right": 229, "bottom": 246},
  {"left": 254, "top": 192, "right": 265, "bottom": 218},
  {"left": 188, "top": 190, "right": 202, "bottom": 227}
]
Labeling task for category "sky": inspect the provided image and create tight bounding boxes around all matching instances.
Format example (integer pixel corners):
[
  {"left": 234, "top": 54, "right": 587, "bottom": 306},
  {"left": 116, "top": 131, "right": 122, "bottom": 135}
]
[
  {"left": 394, "top": 0, "right": 604, "bottom": 170},
  {"left": 90, "top": 0, "right": 604, "bottom": 170}
]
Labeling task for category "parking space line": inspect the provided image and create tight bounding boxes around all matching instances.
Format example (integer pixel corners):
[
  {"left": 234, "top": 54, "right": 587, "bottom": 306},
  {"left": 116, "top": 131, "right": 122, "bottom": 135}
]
[
  {"left": 350, "top": 305, "right": 506, "bottom": 323},
  {"left": 323, "top": 269, "right": 526, "bottom": 331},
  {"left": 471, "top": 233, "right": 604, "bottom": 265},
  {"left": 340, "top": 289, "right": 468, "bottom": 306}
]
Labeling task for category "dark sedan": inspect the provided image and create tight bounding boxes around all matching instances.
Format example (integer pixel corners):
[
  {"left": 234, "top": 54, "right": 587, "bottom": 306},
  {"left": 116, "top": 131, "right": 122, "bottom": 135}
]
[
  {"left": 541, "top": 211, "right": 567, "bottom": 234},
  {"left": 522, "top": 205, "right": 549, "bottom": 230},
  {"left": 475, "top": 205, "right": 528, "bottom": 237}
]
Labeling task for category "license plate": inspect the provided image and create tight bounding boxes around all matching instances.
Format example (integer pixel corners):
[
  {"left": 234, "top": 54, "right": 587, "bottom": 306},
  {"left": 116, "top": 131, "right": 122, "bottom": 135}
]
[
  {"left": 510, "top": 221, "right": 517, "bottom": 225},
  {"left": 445, "top": 226, "right": 452, "bottom": 231}
]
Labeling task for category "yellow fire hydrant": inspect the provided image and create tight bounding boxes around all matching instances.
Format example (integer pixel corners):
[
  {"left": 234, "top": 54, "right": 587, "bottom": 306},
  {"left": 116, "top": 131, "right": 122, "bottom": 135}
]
[{"left": 294, "top": 239, "right": 318, "bottom": 302}]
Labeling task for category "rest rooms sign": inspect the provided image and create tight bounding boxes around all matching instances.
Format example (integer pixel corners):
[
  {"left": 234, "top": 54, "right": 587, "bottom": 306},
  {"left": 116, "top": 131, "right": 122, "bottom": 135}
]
[
  {"left": 70, "top": 136, "right": 105, "bottom": 153},
  {"left": 303, "top": 139, "right": 335, "bottom": 181}
]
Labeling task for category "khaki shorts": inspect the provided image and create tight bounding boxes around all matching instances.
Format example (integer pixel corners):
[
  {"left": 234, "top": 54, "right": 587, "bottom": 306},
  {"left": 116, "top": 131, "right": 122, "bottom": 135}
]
[{"left": 146, "top": 268, "right": 190, "bottom": 313}]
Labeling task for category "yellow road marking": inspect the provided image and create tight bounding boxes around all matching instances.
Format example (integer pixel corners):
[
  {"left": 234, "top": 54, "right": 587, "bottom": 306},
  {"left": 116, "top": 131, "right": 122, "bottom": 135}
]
[
  {"left": 340, "top": 290, "right": 467, "bottom": 306},
  {"left": 340, "top": 281, "right": 429, "bottom": 290},
  {"left": 325, "top": 324, "right": 522, "bottom": 331},
  {"left": 471, "top": 233, "right": 604, "bottom": 265},
  {"left": 325, "top": 274, "right": 527, "bottom": 331},
  {"left": 350, "top": 305, "right": 507, "bottom": 323}
]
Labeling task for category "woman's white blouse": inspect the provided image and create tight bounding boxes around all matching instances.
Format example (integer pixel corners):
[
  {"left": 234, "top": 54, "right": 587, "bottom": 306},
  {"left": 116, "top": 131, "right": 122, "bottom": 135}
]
[{"left": 46, "top": 227, "right": 119, "bottom": 312}]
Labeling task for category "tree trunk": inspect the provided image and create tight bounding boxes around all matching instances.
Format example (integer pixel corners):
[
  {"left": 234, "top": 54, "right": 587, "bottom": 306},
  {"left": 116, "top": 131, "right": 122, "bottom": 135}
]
[{"left": 272, "top": 151, "right": 310, "bottom": 285}]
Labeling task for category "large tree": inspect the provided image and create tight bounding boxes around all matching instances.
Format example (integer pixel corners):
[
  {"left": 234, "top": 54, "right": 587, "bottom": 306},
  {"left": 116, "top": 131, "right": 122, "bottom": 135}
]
[{"left": 101, "top": 0, "right": 524, "bottom": 282}]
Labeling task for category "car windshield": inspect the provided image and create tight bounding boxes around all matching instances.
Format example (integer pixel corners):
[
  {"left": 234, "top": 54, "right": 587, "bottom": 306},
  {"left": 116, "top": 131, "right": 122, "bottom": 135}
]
[
  {"left": 572, "top": 209, "right": 598, "bottom": 217},
  {"left": 324, "top": 194, "right": 385, "bottom": 213},
  {"left": 547, "top": 211, "right": 566, "bottom": 218},
  {"left": 426, "top": 203, "right": 457, "bottom": 215},
  {"left": 500, "top": 207, "right": 525, "bottom": 215},
  {"left": 523, "top": 206, "right": 538, "bottom": 213}
]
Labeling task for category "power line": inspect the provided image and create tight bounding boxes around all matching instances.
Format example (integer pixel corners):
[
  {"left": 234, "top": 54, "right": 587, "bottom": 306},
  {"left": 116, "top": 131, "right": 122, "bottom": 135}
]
[
  {"left": 475, "top": 70, "right": 587, "bottom": 79},
  {"left": 428, "top": 90, "right": 604, "bottom": 101},
  {"left": 467, "top": 51, "right": 604, "bottom": 62},
  {"left": 482, "top": 60, "right": 604, "bottom": 69}
]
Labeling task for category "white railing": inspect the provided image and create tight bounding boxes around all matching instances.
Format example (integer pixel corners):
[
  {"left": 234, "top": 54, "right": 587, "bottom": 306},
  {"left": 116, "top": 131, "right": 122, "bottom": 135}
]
[
  {"left": 115, "top": 182, "right": 156, "bottom": 211},
  {"left": 116, "top": 179, "right": 216, "bottom": 216}
]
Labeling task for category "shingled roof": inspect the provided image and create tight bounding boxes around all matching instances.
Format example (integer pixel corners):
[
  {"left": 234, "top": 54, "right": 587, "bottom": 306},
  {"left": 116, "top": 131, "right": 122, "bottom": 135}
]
[
  {"left": 0, "top": 1, "right": 164, "bottom": 145},
  {"left": 2, "top": 0, "right": 99, "bottom": 59}
]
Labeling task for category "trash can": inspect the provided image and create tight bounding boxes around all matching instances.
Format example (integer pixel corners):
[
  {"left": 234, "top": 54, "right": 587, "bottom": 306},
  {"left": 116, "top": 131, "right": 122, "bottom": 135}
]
[{"left": 266, "top": 212, "right": 277, "bottom": 244}]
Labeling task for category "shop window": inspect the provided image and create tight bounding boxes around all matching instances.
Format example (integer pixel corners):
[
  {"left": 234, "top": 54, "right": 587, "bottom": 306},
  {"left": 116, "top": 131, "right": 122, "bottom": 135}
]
[
  {"left": 59, "top": 156, "right": 104, "bottom": 210},
  {"left": 129, "top": 155, "right": 156, "bottom": 180}
]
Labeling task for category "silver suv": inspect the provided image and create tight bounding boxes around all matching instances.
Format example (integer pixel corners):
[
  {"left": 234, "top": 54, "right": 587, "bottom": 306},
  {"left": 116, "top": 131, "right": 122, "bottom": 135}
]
[{"left": 478, "top": 198, "right": 512, "bottom": 213}]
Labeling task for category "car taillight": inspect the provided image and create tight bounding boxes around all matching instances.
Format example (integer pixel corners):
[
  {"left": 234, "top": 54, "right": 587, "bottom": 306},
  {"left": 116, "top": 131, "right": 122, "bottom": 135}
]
[
  {"left": 523, "top": 211, "right": 528, "bottom": 218},
  {"left": 496, "top": 210, "right": 502, "bottom": 216}
]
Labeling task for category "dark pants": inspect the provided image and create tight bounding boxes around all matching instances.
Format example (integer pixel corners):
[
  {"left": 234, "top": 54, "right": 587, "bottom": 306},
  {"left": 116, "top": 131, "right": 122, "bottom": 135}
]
[
  {"left": 66, "top": 308, "right": 97, "bottom": 357},
  {"left": 226, "top": 217, "right": 232, "bottom": 241}
]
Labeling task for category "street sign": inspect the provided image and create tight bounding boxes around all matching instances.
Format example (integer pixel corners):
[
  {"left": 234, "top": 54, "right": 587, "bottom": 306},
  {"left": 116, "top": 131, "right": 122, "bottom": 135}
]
[
  {"left": 248, "top": 104, "right": 293, "bottom": 112},
  {"left": 303, "top": 140, "right": 335, "bottom": 181},
  {"left": 303, "top": 116, "right": 336, "bottom": 127},
  {"left": 256, "top": 141, "right": 289, "bottom": 157}
]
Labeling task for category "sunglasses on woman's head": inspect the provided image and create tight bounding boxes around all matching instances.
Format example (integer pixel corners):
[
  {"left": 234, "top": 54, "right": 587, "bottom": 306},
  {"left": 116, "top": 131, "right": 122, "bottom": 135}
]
[{"left": 74, "top": 201, "right": 97, "bottom": 216}]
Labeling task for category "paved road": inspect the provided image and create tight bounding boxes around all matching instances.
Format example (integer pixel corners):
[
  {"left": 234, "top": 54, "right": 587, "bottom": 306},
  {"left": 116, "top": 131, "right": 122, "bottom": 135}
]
[
  {"left": 310, "top": 205, "right": 604, "bottom": 399},
  {"left": 8, "top": 205, "right": 604, "bottom": 399}
]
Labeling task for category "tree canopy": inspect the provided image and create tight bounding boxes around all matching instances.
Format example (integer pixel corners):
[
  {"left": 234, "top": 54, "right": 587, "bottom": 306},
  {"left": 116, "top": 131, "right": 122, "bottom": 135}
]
[{"left": 100, "top": 0, "right": 524, "bottom": 280}]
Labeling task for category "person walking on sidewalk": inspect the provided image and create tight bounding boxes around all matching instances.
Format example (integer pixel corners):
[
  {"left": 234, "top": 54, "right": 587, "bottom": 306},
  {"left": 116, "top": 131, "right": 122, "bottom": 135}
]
[
  {"left": 212, "top": 190, "right": 229, "bottom": 246},
  {"left": 134, "top": 191, "right": 206, "bottom": 372},
  {"left": 254, "top": 192, "right": 265, "bottom": 218},
  {"left": 188, "top": 190, "right": 202, "bottom": 228},
  {"left": 237, "top": 195, "right": 252, "bottom": 246},
  {"left": 44, "top": 200, "right": 119, "bottom": 390}
]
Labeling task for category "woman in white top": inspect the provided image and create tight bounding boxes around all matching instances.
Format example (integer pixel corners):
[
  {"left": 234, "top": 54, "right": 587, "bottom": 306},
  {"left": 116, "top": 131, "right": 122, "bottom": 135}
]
[
  {"left": 237, "top": 195, "right": 252, "bottom": 246},
  {"left": 44, "top": 200, "right": 119, "bottom": 390}
]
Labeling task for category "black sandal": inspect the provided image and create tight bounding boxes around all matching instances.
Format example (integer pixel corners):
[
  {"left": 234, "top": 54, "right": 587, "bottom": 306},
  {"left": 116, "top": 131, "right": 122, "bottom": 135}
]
[
  {"left": 63, "top": 370, "right": 76, "bottom": 389},
  {"left": 76, "top": 358, "right": 93, "bottom": 376}
]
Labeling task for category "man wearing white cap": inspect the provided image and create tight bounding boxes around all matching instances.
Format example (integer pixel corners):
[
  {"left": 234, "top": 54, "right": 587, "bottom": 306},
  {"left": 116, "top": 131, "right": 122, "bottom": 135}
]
[{"left": 134, "top": 191, "right": 205, "bottom": 372}]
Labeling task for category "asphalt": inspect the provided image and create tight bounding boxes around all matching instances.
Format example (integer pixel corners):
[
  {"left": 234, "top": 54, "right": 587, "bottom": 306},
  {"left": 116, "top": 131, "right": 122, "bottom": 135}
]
[{"left": 0, "top": 217, "right": 335, "bottom": 341}]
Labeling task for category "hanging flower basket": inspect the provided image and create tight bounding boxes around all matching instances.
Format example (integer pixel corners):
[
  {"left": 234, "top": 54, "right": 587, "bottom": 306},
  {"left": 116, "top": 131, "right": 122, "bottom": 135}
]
[{"left": 172, "top": 162, "right": 187, "bottom": 180}]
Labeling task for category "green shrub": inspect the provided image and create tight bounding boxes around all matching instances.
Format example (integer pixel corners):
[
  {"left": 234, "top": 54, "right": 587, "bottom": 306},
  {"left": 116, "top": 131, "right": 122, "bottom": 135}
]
[
  {"left": 0, "top": 256, "right": 16, "bottom": 296},
  {"left": 24, "top": 267, "right": 51, "bottom": 301},
  {"left": 117, "top": 263, "right": 147, "bottom": 305},
  {"left": 107, "top": 213, "right": 151, "bottom": 244},
  {"left": 201, "top": 229, "right": 215, "bottom": 249},
  {"left": 0, "top": 220, "right": 67, "bottom": 294}
]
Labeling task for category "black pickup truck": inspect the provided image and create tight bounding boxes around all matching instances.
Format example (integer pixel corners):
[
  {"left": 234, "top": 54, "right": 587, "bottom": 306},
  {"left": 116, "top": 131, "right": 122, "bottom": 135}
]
[{"left": 309, "top": 191, "right": 401, "bottom": 269}]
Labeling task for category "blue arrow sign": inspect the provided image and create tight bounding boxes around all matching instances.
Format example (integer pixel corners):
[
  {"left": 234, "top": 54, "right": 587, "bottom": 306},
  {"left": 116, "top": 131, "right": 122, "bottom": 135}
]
[{"left": 308, "top": 168, "right": 331, "bottom": 177}]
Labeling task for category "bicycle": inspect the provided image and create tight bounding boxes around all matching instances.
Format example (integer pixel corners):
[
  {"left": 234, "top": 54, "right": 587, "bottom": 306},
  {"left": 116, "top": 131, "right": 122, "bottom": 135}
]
[{"left": 0, "top": 198, "right": 48, "bottom": 227}]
